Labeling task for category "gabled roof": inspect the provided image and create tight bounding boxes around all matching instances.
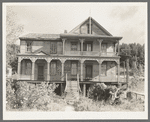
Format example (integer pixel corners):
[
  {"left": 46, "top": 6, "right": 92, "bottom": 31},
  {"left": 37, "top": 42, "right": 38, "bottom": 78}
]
[
  {"left": 19, "top": 33, "right": 60, "bottom": 40},
  {"left": 69, "top": 17, "right": 112, "bottom": 36}
]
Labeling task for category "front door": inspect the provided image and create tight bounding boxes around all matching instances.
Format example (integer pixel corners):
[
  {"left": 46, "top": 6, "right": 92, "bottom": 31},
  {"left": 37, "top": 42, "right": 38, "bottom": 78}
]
[
  {"left": 38, "top": 66, "right": 44, "bottom": 80},
  {"left": 86, "top": 65, "right": 92, "bottom": 79}
]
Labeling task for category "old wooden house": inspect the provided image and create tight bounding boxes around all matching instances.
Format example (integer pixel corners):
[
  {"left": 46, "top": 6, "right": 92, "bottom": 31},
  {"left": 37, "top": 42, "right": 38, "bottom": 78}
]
[{"left": 17, "top": 17, "right": 123, "bottom": 97}]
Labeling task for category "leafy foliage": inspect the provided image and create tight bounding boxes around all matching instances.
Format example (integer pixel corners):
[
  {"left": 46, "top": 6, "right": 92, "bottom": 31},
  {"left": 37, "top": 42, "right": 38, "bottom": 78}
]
[
  {"left": 6, "top": 80, "right": 67, "bottom": 111},
  {"left": 119, "top": 43, "right": 145, "bottom": 69}
]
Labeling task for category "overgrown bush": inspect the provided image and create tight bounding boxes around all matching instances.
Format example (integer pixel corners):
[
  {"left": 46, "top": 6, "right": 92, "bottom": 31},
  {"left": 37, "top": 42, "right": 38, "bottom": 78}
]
[
  {"left": 88, "top": 83, "right": 121, "bottom": 104},
  {"left": 6, "top": 81, "right": 67, "bottom": 111},
  {"left": 6, "top": 79, "right": 16, "bottom": 110}
]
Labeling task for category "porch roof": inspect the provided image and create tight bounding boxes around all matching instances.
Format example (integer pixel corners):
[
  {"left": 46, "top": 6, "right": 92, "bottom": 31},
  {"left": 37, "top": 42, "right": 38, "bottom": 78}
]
[{"left": 19, "top": 33, "right": 61, "bottom": 40}]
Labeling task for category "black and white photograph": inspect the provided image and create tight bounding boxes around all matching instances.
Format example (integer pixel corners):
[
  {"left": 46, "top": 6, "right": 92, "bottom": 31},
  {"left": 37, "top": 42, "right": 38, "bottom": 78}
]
[{"left": 3, "top": 2, "right": 148, "bottom": 120}]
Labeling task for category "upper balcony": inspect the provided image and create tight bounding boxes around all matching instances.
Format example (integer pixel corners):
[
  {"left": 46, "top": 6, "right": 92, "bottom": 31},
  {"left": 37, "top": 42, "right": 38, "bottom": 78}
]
[{"left": 64, "top": 51, "right": 117, "bottom": 57}]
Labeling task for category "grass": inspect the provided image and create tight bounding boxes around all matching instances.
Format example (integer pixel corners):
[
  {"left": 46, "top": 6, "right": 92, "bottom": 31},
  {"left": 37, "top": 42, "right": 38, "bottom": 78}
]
[{"left": 73, "top": 96, "right": 144, "bottom": 112}]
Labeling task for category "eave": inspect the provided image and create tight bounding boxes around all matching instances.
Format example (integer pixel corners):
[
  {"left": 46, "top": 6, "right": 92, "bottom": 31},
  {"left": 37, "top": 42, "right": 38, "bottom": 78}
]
[{"left": 60, "top": 33, "right": 123, "bottom": 40}]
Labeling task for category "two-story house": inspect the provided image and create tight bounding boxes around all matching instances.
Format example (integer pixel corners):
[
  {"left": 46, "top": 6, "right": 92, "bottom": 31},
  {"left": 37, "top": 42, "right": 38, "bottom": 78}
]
[{"left": 17, "top": 17, "right": 123, "bottom": 96}]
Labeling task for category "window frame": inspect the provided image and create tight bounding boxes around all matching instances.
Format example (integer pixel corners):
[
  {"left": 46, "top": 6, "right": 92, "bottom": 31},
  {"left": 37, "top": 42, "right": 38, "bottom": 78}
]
[
  {"left": 26, "top": 41, "right": 32, "bottom": 52},
  {"left": 83, "top": 42, "right": 93, "bottom": 51},
  {"left": 50, "top": 42, "right": 57, "bottom": 54},
  {"left": 71, "top": 42, "right": 78, "bottom": 51}
]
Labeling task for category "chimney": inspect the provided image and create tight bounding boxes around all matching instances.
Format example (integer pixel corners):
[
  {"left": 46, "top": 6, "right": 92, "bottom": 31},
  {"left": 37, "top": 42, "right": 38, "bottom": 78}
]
[{"left": 64, "top": 30, "right": 67, "bottom": 33}]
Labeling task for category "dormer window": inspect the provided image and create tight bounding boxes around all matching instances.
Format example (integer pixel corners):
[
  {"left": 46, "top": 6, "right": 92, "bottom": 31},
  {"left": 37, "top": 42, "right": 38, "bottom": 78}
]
[{"left": 26, "top": 41, "right": 32, "bottom": 52}]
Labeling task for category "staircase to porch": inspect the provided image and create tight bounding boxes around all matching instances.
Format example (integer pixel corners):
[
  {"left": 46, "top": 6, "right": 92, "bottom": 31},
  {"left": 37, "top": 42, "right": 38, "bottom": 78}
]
[{"left": 65, "top": 74, "right": 81, "bottom": 104}]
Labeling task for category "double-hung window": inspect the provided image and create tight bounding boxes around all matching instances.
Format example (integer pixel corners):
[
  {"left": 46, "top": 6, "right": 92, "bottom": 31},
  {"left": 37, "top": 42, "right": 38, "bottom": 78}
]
[
  {"left": 83, "top": 42, "right": 92, "bottom": 51},
  {"left": 50, "top": 42, "right": 57, "bottom": 54},
  {"left": 26, "top": 41, "right": 32, "bottom": 52},
  {"left": 101, "top": 43, "right": 107, "bottom": 54},
  {"left": 71, "top": 42, "right": 77, "bottom": 51}
]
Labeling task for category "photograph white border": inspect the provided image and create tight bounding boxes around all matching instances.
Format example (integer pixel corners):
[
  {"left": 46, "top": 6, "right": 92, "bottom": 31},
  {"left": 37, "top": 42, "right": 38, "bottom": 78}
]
[{"left": 3, "top": 2, "right": 148, "bottom": 120}]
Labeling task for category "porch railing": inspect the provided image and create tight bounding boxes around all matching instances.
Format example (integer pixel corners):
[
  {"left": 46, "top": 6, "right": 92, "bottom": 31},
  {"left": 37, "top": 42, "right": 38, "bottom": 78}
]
[{"left": 19, "top": 75, "right": 32, "bottom": 80}]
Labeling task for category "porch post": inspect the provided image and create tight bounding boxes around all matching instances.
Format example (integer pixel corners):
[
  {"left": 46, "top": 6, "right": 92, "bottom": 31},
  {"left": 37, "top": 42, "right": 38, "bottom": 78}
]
[
  {"left": 62, "top": 38, "right": 66, "bottom": 55},
  {"left": 117, "top": 60, "right": 120, "bottom": 83},
  {"left": 17, "top": 57, "right": 22, "bottom": 80},
  {"left": 115, "top": 42, "right": 117, "bottom": 54},
  {"left": 80, "top": 59, "right": 84, "bottom": 81},
  {"left": 31, "top": 58, "right": 36, "bottom": 80},
  {"left": 99, "top": 60, "right": 102, "bottom": 81},
  {"left": 98, "top": 39, "right": 103, "bottom": 56},
  {"left": 61, "top": 59, "right": 65, "bottom": 81},
  {"left": 83, "top": 84, "right": 86, "bottom": 97},
  {"left": 80, "top": 39, "right": 85, "bottom": 54},
  {"left": 46, "top": 58, "right": 51, "bottom": 81},
  {"left": 117, "top": 40, "right": 120, "bottom": 55}
]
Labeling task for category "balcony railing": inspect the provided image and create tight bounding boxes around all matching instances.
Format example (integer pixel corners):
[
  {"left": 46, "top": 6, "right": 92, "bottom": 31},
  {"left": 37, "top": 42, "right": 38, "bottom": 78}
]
[
  {"left": 65, "top": 51, "right": 117, "bottom": 56},
  {"left": 101, "top": 52, "right": 117, "bottom": 56},
  {"left": 81, "top": 51, "right": 99, "bottom": 56}
]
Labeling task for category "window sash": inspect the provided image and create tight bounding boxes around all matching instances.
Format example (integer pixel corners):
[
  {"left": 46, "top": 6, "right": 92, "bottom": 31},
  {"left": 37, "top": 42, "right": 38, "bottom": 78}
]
[
  {"left": 71, "top": 43, "right": 77, "bottom": 51},
  {"left": 26, "top": 42, "right": 32, "bottom": 52},
  {"left": 71, "top": 62, "right": 77, "bottom": 75},
  {"left": 50, "top": 42, "right": 57, "bottom": 54},
  {"left": 102, "top": 44, "right": 107, "bottom": 53}
]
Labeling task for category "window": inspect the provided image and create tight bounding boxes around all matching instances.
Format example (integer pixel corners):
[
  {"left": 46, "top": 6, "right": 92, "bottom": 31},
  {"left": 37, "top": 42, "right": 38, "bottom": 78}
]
[
  {"left": 71, "top": 62, "right": 77, "bottom": 75},
  {"left": 83, "top": 42, "right": 92, "bottom": 51},
  {"left": 50, "top": 42, "right": 57, "bottom": 54},
  {"left": 101, "top": 62, "right": 107, "bottom": 76},
  {"left": 71, "top": 42, "right": 77, "bottom": 51},
  {"left": 51, "top": 62, "right": 57, "bottom": 75},
  {"left": 26, "top": 41, "right": 32, "bottom": 52},
  {"left": 101, "top": 43, "right": 107, "bottom": 53}
]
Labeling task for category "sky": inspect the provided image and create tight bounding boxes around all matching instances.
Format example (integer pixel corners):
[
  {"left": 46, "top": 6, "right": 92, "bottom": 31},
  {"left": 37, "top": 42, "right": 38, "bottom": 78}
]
[{"left": 5, "top": 3, "right": 147, "bottom": 45}]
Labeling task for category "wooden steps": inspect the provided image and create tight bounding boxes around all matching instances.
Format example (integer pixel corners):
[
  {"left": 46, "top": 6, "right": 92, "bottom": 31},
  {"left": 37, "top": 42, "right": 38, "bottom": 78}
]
[{"left": 65, "top": 74, "right": 81, "bottom": 103}]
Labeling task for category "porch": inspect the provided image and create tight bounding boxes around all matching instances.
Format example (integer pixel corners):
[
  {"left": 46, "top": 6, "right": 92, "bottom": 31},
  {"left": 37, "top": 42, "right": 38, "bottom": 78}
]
[{"left": 18, "top": 56, "right": 122, "bottom": 83}]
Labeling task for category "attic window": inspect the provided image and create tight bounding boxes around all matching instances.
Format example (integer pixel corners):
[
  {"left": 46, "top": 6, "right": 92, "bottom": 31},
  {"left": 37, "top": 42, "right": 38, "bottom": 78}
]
[
  {"left": 26, "top": 41, "right": 32, "bottom": 52},
  {"left": 87, "top": 24, "right": 92, "bottom": 34}
]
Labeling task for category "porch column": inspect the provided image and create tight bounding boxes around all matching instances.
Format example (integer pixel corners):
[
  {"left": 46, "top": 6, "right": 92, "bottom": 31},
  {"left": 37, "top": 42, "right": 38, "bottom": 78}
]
[
  {"left": 117, "top": 40, "right": 120, "bottom": 55},
  {"left": 115, "top": 42, "right": 117, "bottom": 54},
  {"left": 99, "top": 60, "right": 102, "bottom": 81},
  {"left": 80, "top": 59, "right": 84, "bottom": 81},
  {"left": 46, "top": 58, "right": 52, "bottom": 81},
  {"left": 79, "top": 39, "right": 85, "bottom": 54},
  {"left": 117, "top": 60, "right": 120, "bottom": 83},
  {"left": 17, "top": 57, "right": 22, "bottom": 80},
  {"left": 62, "top": 38, "right": 66, "bottom": 55},
  {"left": 61, "top": 59, "right": 65, "bottom": 81},
  {"left": 98, "top": 39, "right": 103, "bottom": 56},
  {"left": 31, "top": 58, "right": 36, "bottom": 80}
]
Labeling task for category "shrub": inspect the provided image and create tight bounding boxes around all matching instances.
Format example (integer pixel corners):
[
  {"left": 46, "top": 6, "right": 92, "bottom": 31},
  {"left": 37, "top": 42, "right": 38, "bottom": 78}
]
[
  {"left": 6, "top": 79, "right": 16, "bottom": 110},
  {"left": 88, "top": 83, "right": 120, "bottom": 104},
  {"left": 6, "top": 81, "right": 67, "bottom": 111}
]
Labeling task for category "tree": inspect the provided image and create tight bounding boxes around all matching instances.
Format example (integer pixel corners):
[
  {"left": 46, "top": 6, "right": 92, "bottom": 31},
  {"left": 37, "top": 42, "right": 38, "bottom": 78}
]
[{"left": 6, "top": 6, "right": 24, "bottom": 72}]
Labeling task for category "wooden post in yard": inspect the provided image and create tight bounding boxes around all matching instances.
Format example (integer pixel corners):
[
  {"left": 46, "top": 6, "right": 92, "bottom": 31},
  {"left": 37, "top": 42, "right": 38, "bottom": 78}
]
[{"left": 126, "top": 58, "right": 129, "bottom": 89}]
